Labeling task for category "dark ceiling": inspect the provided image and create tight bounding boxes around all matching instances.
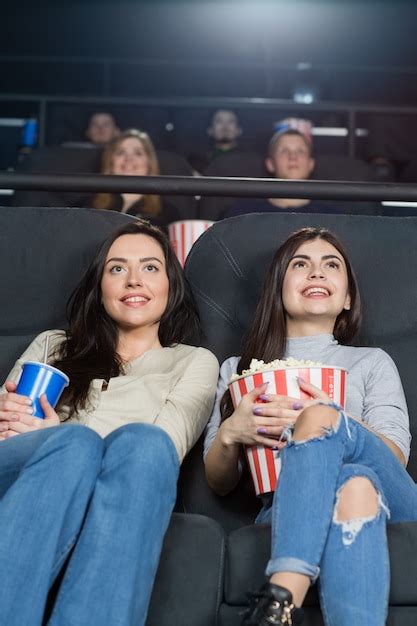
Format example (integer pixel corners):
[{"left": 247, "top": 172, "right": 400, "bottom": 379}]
[{"left": 2, "top": 1, "right": 417, "bottom": 103}]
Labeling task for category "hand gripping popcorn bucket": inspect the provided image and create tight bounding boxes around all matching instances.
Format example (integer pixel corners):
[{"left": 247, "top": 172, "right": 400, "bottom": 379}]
[
  {"left": 228, "top": 364, "right": 346, "bottom": 495},
  {"left": 168, "top": 220, "right": 214, "bottom": 267}
]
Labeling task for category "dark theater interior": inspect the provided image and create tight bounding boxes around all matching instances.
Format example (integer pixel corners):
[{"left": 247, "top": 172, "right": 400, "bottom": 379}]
[{"left": 2, "top": 2, "right": 417, "bottom": 626}]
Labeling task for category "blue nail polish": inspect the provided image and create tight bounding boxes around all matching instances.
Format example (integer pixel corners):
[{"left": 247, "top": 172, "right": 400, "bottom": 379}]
[
  {"left": 253, "top": 407, "right": 262, "bottom": 415},
  {"left": 292, "top": 402, "right": 303, "bottom": 410},
  {"left": 259, "top": 394, "right": 269, "bottom": 402},
  {"left": 257, "top": 427, "right": 267, "bottom": 434}
]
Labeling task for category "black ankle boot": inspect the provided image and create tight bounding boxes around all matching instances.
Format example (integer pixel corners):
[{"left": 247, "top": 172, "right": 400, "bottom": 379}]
[{"left": 241, "top": 582, "right": 304, "bottom": 625}]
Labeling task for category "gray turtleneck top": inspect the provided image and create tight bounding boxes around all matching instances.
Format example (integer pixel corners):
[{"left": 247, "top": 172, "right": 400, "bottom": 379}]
[{"left": 203, "top": 334, "right": 410, "bottom": 462}]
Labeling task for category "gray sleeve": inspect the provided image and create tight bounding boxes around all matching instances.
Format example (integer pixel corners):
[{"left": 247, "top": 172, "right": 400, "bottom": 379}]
[
  {"left": 203, "top": 356, "right": 240, "bottom": 460},
  {"left": 362, "top": 349, "right": 411, "bottom": 462}
]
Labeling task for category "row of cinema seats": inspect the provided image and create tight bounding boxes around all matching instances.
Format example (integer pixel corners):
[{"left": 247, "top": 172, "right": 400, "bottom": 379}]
[
  {"left": 10, "top": 145, "right": 388, "bottom": 222},
  {"left": 1, "top": 206, "right": 417, "bottom": 625}
]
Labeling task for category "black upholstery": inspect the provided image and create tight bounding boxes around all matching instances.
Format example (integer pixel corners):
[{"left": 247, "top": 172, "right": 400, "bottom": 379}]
[
  {"left": 312, "top": 154, "right": 376, "bottom": 182},
  {"left": 11, "top": 146, "right": 103, "bottom": 209},
  {"left": 147, "top": 514, "right": 225, "bottom": 626},
  {"left": 199, "top": 151, "right": 266, "bottom": 221},
  {"left": 312, "top": 154, "right": 382, "bottom": 215},
  {"left": 400, "top": 158, "right": 417, "bottom": 183},
  {"left": 156, "top": 149, "right": 197, "bottom": 218},
  {"left": 178, "top": 437, "right": 262, "bottom": 533}
]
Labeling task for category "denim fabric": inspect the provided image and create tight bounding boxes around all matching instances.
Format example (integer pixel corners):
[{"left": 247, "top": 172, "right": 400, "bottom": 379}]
[
  {"left": 0, "top": 422, "right": 179, "bottom": 626},
  {"left": 257, "top": 411, "right": 417, "bottom": 626}
]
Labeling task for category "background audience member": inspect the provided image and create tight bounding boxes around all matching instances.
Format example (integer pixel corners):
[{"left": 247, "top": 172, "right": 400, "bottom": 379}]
[
  {"left": 190, "top": 109, "right": 243, "bottom": 173},
  {"left": 224, "top": 128, "right": 340, "bottom": 218},
  {"left": 207, "top": 109, "right": 242, "bottom": 161},
  {"left": 85, "top": 112, "right": 121, "bottom": 146},
  {"left": 92, "top": 129, "right": 179, "bottom": 231}
]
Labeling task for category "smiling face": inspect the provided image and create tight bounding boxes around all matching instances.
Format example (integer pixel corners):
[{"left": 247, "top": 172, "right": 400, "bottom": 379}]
[
  {"left": 110, "top": 137, "right": 150, "bottom": 176},
  {"left": 266, "top": 133, "right": 314, "bottom": 180},
  {"left": 100, "top": 233, "right": 169, "bottom": 336},
  {"left": 282, "top": 238, "right": 351, "bottom": 336}
]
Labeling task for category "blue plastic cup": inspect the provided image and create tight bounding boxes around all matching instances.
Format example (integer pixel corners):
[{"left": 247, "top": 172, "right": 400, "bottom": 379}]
[
  {"left": 16, "top": 361, "right": 69, "bottom": 419},
  {"left": 22, "top": 118, "right": 38, "bottom": 148}
]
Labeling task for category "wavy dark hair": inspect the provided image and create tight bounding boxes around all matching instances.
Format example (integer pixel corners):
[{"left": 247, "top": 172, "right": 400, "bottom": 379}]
[
  {"left": 52, "top": 219, "right": 199, "bottom": 414},
  {"left": 221, "top": 227, "right": 362, "bottom": 421}
]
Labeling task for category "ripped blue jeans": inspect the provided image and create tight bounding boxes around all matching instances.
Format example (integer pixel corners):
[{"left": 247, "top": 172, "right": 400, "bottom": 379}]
[{"left": 256, "top": 406, "right": 417, "bottom": 626}]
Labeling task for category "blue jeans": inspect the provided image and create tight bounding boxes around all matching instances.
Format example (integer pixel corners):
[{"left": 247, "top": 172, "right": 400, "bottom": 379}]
[
  {"left": 256, "top": 409, "right": 417, "bottom": 626},
  {"left": 0, "top": 422, "right": 179, "bottom": 626}
]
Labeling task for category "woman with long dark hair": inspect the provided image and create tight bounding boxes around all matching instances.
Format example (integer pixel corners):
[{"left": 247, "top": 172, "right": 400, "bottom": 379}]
[
  {"left": 0, "top": 219, "right": 218, "bottom": 626},
  {"left": 205, "top": 227, "right": 415, "bottom": 625}
]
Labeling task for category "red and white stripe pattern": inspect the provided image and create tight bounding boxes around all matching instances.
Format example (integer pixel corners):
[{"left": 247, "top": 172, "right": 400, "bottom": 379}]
[
  {"left": 229, "top": 366, "right": 347, "bottom": 495},
  {"left": 168, "top": 220, "right": 215, "bottom": 267}
]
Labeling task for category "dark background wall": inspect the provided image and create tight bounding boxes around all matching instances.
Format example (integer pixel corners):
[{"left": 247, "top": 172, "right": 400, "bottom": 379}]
[
  {"left": 2, "top": 0, "right": 417, "bottom": 102},
  {"left": 2, "top": 0, "right": 417, "bottom": 167}
]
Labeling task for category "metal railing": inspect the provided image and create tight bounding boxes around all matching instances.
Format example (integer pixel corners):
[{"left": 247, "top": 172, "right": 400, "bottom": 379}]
[{"left": 3, "top": 172, "right": 417, "bottom": 206}]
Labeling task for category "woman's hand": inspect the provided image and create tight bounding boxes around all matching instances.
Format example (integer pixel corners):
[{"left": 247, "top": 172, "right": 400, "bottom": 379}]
[
  {"left": 296, "top": 377, "right": 332, "bottom": 404},
  {"left": 0, "top": 380, "right": 34, "bottom": 435},
  {"left": 0, "top": 391, "right": 60, "bottom": 441},
  {"left": 219, "top": 383, "right": 307, "bottom": 449}
]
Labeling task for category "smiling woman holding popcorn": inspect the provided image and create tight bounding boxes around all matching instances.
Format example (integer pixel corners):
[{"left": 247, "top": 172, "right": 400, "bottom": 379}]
[{"left": 204, "top": 226, "right": 415, "bottom": 626}]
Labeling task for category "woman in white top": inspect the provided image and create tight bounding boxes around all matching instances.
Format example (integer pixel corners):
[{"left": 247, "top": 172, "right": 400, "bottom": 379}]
[{"left": 0, "top": 219, "right": 218, "bottom": 626}]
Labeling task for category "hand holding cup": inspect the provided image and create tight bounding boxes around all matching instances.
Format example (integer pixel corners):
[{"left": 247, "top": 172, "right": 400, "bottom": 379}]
[
  {"left": 1, "top": 392, "right": 60, "bottom": 440},
  {"left": 0, "top": 380, "right": 34, "bottom": 431}
]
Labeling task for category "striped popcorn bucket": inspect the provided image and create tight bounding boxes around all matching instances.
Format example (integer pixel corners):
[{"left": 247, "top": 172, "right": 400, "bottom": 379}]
[
  {"left": 168, "top": 220, "right": 215, "bottom": 267},
  {"left": 228, "top": 366, "right": 347, "bottom": 495}
]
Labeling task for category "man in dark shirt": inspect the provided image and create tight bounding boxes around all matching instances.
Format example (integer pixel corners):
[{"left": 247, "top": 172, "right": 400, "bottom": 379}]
[{"left": 207, "top": 109, "right": 242, "bottom": 162}]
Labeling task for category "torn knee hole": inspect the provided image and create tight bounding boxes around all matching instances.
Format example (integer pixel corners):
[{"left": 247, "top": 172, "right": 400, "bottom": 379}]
[
  {"left": 335, "top": 477, "right": 380, "bottom": 517},
  {"left": 334, "top": 477, "right": 379, "bottom": 522},
  {"left": 292, "top": 404, "right": 340, "bottom": 442},
  {"left": 333, "top": 477, "right": 389, "bottom": 546}
]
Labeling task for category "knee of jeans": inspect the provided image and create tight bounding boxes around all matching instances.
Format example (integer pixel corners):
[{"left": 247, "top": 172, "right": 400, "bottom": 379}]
[
  {"left": 105, "top": 423, "right": 178, "bottom": 470},
  {"left": 290, "top": 403, "right": 341, "bottom": 444},
  {"left": 333, "top": 470, "right": 390, "bottom": 546},
  {"left": 53, "top": 425, "right": 104, "bottom": 474}
]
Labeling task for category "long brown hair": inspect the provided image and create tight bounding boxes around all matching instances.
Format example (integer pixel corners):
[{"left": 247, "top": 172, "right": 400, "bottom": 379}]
[
  {"left": 221, "top": 227, "right": 362, "bottom": 420},
  {"left": 93, "top": 129, "right": 161, "bottom": 216},
  {"left": 52, "top": 220, "right": 199, "bottom": 415}
]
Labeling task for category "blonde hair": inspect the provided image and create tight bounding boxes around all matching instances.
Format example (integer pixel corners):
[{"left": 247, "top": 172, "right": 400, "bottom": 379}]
[
  {"left": 93, "top": 128, "right": 161, "bottom": 215},
  {"left": 268, "top": 128, "right": 313, "bottom": 159}
]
